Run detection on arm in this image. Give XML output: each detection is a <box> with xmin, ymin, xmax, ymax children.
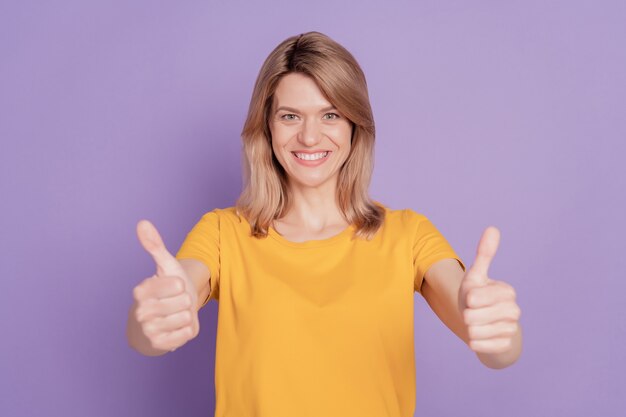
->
<box><xmin>422</xmin><ymin>258</ymin><xmax>523</xmax><ymax>369</ymax></box>
<box><xmin>422</xmin><ymin>258</ymin><xmax>470</xmax><ymax>344</ymax></box>
<box><xmin>178</xmin><ymin>259</ymin><xmax>212</xmax><ymax>313</ymax></box>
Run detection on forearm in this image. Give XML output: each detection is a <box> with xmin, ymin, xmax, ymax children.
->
<box><xmin>126</xmin><ymin>301</ymin><xmax>170</xmax><ymax>357</ymax></box>
<box><xmin>476</xmin><ymin>324</ymin><xmax>523</xmax><ymax>369</ymax></box>
<box><xmin>422</xmin><ymin>278</ymin><xmax>470</xmax><ymax>344</ymax></box>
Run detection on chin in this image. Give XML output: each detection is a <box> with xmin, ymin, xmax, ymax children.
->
<box><xmin>289</xmin><ymin>174</ymin><xmax>335</xmax><ymax>189</ymax></box>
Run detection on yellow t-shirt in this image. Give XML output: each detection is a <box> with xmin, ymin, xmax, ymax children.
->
<box><xmin>175</xmin><ymin>204</ymin><xmax>465</xmax><ymax>417</ymax></box>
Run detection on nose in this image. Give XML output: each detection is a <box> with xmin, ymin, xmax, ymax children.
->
<box><xmin>297</xmin><ymin>118</ymin><xmax>322</xmax><ymax>146</ymax></box>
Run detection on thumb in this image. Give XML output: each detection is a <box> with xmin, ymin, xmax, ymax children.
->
<box><xmin>464</xmin><ymin>226</ymin><xmax>500</xmax><ymax>285</ymax></box>
<box><xmin>136</xmin><ymin>220</ymin><xmax>185</xmax><ymax>278</ymax></box>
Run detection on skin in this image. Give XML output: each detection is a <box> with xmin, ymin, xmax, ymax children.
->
<box><xmin>424</xmin><ymin>229</ymin><xmax>523</xmax><ymax>369</ymax></box>
<box><xmin>127</xmin><ymin>221</ymin><xmax>202</xmax><ymax>356</ymax></box>
<box><xmin>268</xmin><ymin>72</ymin><xmax>353</xmax><ymax>240</ymax></box>
<box><xmin>127</xmin><ymin>72</ymin><xmax>523</xmax><ymax>368</ymax></box>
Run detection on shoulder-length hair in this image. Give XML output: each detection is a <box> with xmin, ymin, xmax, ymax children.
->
<box><xmin>235</xmin><ymin>31</ymin><xmax>385</xmax><ymax>240</ymax></box>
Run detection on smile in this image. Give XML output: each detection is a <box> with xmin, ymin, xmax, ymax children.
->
<box><xmin>291</xmin><ymin>151</ymin><xmax>331</xmax><ymax>166</ymax></box>
<box><xmin>293</xmin><ymin>151</ymin><xmax>329</xmax><ymax>160</ymax></box>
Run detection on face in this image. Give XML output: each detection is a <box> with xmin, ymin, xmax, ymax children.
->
<box><xmin>269</xmin><ymin>72</ymin><xmax>353</xmax><ymax>190</ymax></box>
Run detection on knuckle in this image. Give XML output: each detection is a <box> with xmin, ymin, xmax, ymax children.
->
<box><xmin>501</xmin><ymin>283</ymin><xmax>516</xmax><ymax>299</ymax></box>
<box><xmin>132</xmin><ymin>286</ymin><xmax>144</xmax><ymax>301</ymax></box>
<box><xmin>173</xmin><ymin>277</ymin><xmax>185</xmax><ymax>293</ymax></box>
<box><xmin>467</xmin><ymin>325</ymin><xmax>478</xmax><ymax>339</ymax></box>
<box><xmin>181</xmin><ymin>310</ymin><xmax>192</xmax><ymax>324</ymax></box>
<box><xmin>468</xmin><ymin>287</ymin><xmax>479</xmax><ymax>301</ymax></box>
<box><xmin>463</xmin><ymin>309</ymin><xmax>472</xmax><ymax>324</ymax></box>
<box><xmin>149</xmin><ymin>335</ymin><xmax>166</xmax><ymax>351</ymax></box>
<box><xmin>142</xmin><ymin>325</ymin><xmax>155</xmax><ymax>337</ymax></box>
<box><xmin>179</xmin><ymin>326</ymin><xmax>191</xmax><ymax>340</ymax></box>
<box><xmin>466</xmin><ymin>293</ymin><xmax>475</xmax><ymax>308</ymax></box>
<box><xmin>134</xmin><ymin>308</ymin><xmax>144</xmax><ymax>322</ymax></box>
<box><xmin>184</xmin><ymin>293</ymin><xmax>193</xmax><ymax>308</ymax></box>
<box><xmin>502</xmin><ymin>338</ymin><xmax>513</xmax><ymax>350</ymax></box>
<box><xmin>492</xmin><ymin>345</ymin><xmax>507</xmax><ymax>354</ymax></box>
<box><xmin>503</xmin><ymin>323</ymin><xmax>517</xmax><ymax>335</ymax></box>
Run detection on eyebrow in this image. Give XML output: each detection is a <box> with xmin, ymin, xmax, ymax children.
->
<box><xmin>274</xmin><ymin>105</ymin><xmax>337</xmax><ymax>114</ymax></box>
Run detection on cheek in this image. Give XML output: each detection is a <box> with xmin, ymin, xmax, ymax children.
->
<box><xmin>270</xmin><ymin>124</ymin><xmax>291</xmax><ymax>146</ymax></box>
<box><xmin>330</xmin><ymin>124</ymin><xmax>352</xmax><ymax>146</ymax></box>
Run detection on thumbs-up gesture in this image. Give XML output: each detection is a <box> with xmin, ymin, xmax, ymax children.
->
<box><xmin>458</xmin><ymin>227</ymin><xmax>521</xmax><ymax>354</ymax></box>
<box><xmin>132</xmin><ymin>220</ymin><xmax>200</xmax><ymax>352</ymax></box>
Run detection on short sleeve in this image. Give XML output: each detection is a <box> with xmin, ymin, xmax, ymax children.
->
<box><xmin>175</xmin><ymin>210</ymin><xmax>221</xmax><ymax>305</ymax></box>
<box><xmin>410</xmin><ymin>210</ymin><xmax>466</xmax><ymax>294</ymax></box>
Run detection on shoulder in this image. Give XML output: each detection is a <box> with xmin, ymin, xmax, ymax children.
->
<box><xmin>198</xmin><ymin>206</ymin><xmax>243</xmax><ymax>222</ymax></box>
<box><xmin>376</xmin><ymin>203</ymin><xmax>429</xmax><ymax>229</ymax></box>
<box><xmin>214</xmin><ymin>206</ymin><xmax>238</xmax><ymax>218</ymax></box>
<box><xmin>368</xmin><ymin>203</ymin><xmax>431</xmax><ymax>241</ymax></box>
<box><xmin>400</xmin><ymin>208</ymin><xmax>430</xmax><ymax>226</ymax></box>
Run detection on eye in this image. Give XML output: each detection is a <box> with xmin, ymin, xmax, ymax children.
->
<box><xmin>280</xmin><ymin>113</ymin><xmax>298</xmax><ymax>121</ymax></box>
<box><xmin>323</xmin><ymin>113</ymin><xmax>340</xmax><ymax>120</ymax></box>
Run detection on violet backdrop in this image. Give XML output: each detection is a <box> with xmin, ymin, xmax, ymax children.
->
<box><xmin>1</xmin><ymin>1</ymin><xmax>624</xmax><ymax>416</ymax></box>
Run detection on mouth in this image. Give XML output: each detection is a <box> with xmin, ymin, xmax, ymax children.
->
<box><xmin>290</xmin><ymin>151</ymin><xmax>332</xmax><ymax>167</ymax></box>
<box><xmin>291</xmin><ymin>151</ymin><xmax>330</xmax><ymax>161</ymax></box>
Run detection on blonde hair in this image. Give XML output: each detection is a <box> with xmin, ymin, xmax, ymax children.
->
<box><xmin>235</xmin><ymin>31</ymin><xmax>385</xmax><ymax>240</ymax></box>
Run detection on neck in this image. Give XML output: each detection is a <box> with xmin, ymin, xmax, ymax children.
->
<box><xmin>281</xmin><ymin>178</ymin><xmax>346</xmax><ymax>230</ymax></box>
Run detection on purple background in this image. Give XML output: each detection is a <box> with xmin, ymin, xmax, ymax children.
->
<box><xmin>1</xmin><ymin>1</ymin><xmax>624</xmax><ymax>416</ymax></box>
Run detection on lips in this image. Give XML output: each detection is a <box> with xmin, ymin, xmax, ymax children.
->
<box><xmin>292</xmin><ymin>151</ymin><xmax>330</xmax><ymax>161</ymax></box>
<box><xmin>290</xmin><ymin>150</ymin><xmax>331</xmax><ymax>166</ymax></box>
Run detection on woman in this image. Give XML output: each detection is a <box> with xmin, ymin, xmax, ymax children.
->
<box><xmin>127</xmin><ymin>31</ymin><xmax>523</xmax><ymax>416</ymax></box>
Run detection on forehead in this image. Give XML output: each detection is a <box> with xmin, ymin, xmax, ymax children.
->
<box><xmin>272</xmin><ymin>72</ymin><xmax>332</xmax><ymax>109</ymax></box>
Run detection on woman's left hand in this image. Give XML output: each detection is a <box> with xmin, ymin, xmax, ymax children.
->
<box><xmin>458</xmin><ymin>226</ymin><xmax>522</xmax><ymax>354</ymax></box>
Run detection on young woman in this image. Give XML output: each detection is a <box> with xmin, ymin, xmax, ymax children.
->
<box><xmin>127</xmin><ymin>31</ymin><xmax>522</xmax><ymax>417</ymax></box>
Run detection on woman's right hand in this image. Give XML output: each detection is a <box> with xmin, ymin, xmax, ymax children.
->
<box><xmin>131</xmin><ymin>220</ymin><xmax>200</xmax><ymax>353</ymax></box>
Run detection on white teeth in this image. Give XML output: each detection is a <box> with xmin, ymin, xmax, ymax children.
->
<box><xmin>294</xmin><ymin>152</ymin><xmax>329</xmax><ymax>161</ymax></box>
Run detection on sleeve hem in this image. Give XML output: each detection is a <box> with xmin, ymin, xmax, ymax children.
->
<box><xmin>414</xmin><ymin>253</ymin><xmax>466</xmax><ymax>294</ymax></box>
<box><xmin>175</xmin><ymin>255</ymin><xmax>220</xmax><ymax>306</ymax></box>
